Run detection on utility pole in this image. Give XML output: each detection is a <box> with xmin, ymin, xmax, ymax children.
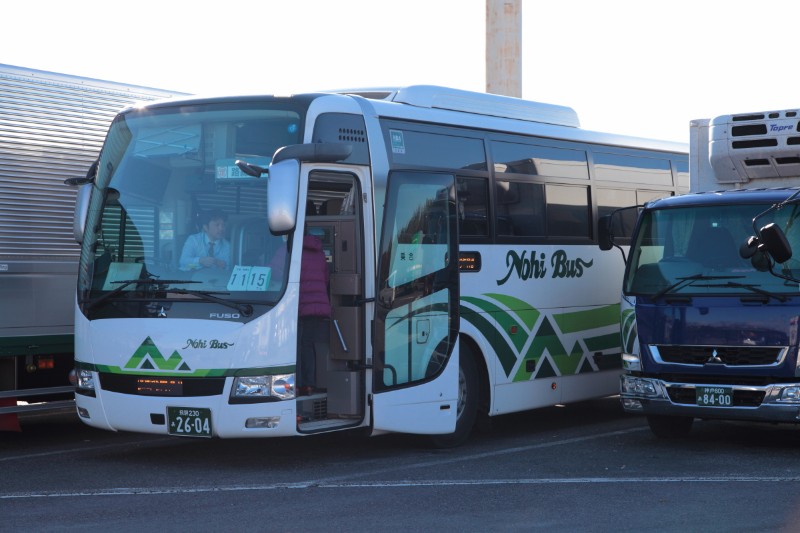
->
<box><xmin>486</xmin><ymin>0</ymin><xmax>521</xmax><ymax>98</ymax></box>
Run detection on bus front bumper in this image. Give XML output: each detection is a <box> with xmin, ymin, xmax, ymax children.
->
<box><xmin>75</xmin><ymin>388</ymin><xmax>300</xmax><ymax>438</ymax></box>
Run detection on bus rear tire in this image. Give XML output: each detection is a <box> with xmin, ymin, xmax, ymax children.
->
<box><xmin>647</xmin><ymin>414</ymin><xmax>693</xmax><ymax>438</ymax></box>
<box><xmin>430</xmin><ymin>345</ymin><xmax>478</xmax><ymax>449</ymax></box>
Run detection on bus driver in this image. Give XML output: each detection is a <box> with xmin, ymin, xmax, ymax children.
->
<box><xmin>179</xmin><ymin>210</ymin><xmax>231</xmax><ymax>271</ymax></box>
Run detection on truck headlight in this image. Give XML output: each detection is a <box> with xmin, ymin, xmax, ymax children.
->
<box><xmin>231</xmin><ymin>374</ymin><xmax>295</xmax><ymax>401</ymax></box>
<box><xmin>621</xmin><ymin>375</ymin><xmax>659</xmax><ymax>397</ymax></box>
<box><xmin>76</xmin><ymin>369</ymin><xmax>95</xmax><ymax>391</ymax></box>
<box><xmin>779</xmin><ymin>386</ymin><xmax>800</xmax><ymax>403</ymax></box>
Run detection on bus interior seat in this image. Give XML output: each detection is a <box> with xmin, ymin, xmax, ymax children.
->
<box><xmin>321</xmin><ymin>199</ymin><xmax>343</xmax><ymax>215</ymax></box>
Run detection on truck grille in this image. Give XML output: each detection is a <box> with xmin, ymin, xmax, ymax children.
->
<box><xmin>654</xmin><ymin>345</ymin><xmax>786</xmax><ymax>366</ymax></box>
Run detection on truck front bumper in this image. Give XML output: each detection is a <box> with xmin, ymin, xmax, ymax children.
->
<box><xmin>620</xmin><ymin>374</ymin><xmax>800</xmax><ymax>423</ymax></box>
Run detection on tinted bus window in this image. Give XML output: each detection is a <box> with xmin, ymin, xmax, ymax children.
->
<box><xmin>597</xmin><ymin>188</ymin><xmax>637</xmax><ymax>241</ymax></box>
<box><xmin>546</xmin><ymin>184</ymin><xmax>590</xmax><ymax>238</ymax></box>
<box><xmin>593</xmin><ymin>152</ymin><xmax>673</xmax><ymax>186</ymax></box>
<box><xmin>492</xmin><ymin>141</ymin><xmax>589</xmax><ymax>179</ymax></box>
<box><xmin>457</xmin><ymin>176</ymin><xmax>490</xmax><ymax>237</ymax></box>
<box><xmin>386</xmin><ymin>129</ymin><xmax>487</xmax><ymax>170</ymax></box>
<box><xmin>495</xmin><ymin>180</ymin><xmax>545</xmax><ymax>237</ymax></box>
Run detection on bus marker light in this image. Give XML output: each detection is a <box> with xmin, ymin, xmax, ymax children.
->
<box><xmin>246</xmin><ymin>416</ymin><xmax>280</xmax><ymax>429</ymax></box>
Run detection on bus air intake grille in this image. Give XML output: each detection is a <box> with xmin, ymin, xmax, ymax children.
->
<box><xmin>338</xmin><ymin>128</ymin><xmax>366</xmax><ymax>143</ymax></box>
<box><xmin>656</xmin><ymin>346</ymin><xmax>784</xmax><ymax>366</ymax></box>
<box><xmin>667</xmin><ymin>387</ymin><xmax>765</xmax><ymax>407</ymax></box>
<box><xmin>98</xmin><ymin>373</ymin><xmax>226</xmax><ymax>397</ymax></box>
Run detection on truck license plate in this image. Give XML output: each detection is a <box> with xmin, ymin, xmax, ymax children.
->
<box><xmin>695</xmin><ymin>386</ymin><xmax>733</xmax><ymax>407</ymax></box>
<box><xmin>167</xmin><ymin>407</ymin><xmax>212</xmax><ymax>437</ymax></box>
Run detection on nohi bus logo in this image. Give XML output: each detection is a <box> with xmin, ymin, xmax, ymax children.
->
<box><xmin>124</xmin><ymin>336</ymin><xmax>192</xmax><ymax>372</ymax></box>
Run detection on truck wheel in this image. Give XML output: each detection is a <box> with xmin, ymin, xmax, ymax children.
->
<box><xmin>647</xmin><ymin>415</ymin><xmax>693</xmax><ymax>438</ymax></box>
<box><xmin>430</xmin><ymin>345</ymin><xmax>479</xmax><ymax>448</ymax></box>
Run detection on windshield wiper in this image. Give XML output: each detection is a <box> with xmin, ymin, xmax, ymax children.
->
<box><xmin>718</xmin><ymin>281</ymin><xmax>787</xmax><ymax>303</ymax></box>
<box><xmin>85</xmin><ymin>278</ymin><xmax>254</xmax><ymax>317</ymax></box>
<box><xmin>162</xmin><ymin>288</ymin><xmax>253</xmax><ymax>317</ymax></box>
<box><xmin>652</xmin><ymin>274</ymin><xmax>745</xmax><ymax>300</ymax></box>
<box><xmin>83</xmin><ymin>278</ymin><xmax>200</xmax><ymax>312</ymax></box>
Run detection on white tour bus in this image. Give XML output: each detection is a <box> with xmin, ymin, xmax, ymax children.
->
<box><xmin>71</xmin><ymin>86</ymin><xmax>687</xmax><ymax>446</ymax></box>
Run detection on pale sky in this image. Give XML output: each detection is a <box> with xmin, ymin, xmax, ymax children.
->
<box><xmin>4</xmin><ymin>0</ymin><xmax>798</xmax><ymax>144</ymax></box>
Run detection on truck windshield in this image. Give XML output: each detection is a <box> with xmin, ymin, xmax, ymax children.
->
<box><xmin>624</xmin><ymin>203</ymin><xmax>800</xmax><ymax>297</ymax></box>
<box><xmin>77</xmin><ymin>101</ymin><xmax>304</xmax><ymax>319</ymax></box>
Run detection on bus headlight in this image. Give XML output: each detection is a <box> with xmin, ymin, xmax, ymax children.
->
<box><xmin>76</xmin><ymin>369</ymin><xmax>95</xmax><ymax>391</ymax></box>
<box><xmin>231</xmin><ymin>374</ymin><xmax>295</xmax><ymax>401</ymax></box>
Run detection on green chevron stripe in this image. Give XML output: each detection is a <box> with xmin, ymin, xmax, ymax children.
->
<box><xmin>462</xmin><ymin>296</ymin><xmax>527</xmax><ymax>352</ymax></box>
<box><xmin>584</xmin><ymin>332</ymin><xmax>621</xmax><ymax>352</ymax></box>
<box><xmin>621</xmin><ymin>309</ymin><xmax>637</xmax><ymax>354</ymax></box>
<box><xmin>552</xmin><ymin>303</ymin><xmax>620</xmax><ymax>333</ymax></box>
<box><xmin>545</xmin><ymin>340</ymin><xmax>584</xmax><ymax>378</ymax></box>
<box><xmin>514</xmin><ymin>316</ymin><xmax>569</xmax><ymax>381</ymax></box>
<box><xmin>483</xmin><ymin>293</ymin><xmax>541</xmax><ymax>330</ymax></box>
<box><xmin>462</xmin><ymin>295</ymin><xmax>627</xmax><ymax>382</ymax></box>
<box><xmin>460</xmin><ymin>305</ymin><xmax>517</xmax><ymax>377</ymax></box>
<box><xmin>124</xmin><ymin>336</ymin><xmax>188</xmax><ymax>371</ymax></box>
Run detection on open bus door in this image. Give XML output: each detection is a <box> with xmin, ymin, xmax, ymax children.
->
<box><xmin>372</xmin><ymin>171</ymin><xmax>459</xmax><ymax>435</ymax></box>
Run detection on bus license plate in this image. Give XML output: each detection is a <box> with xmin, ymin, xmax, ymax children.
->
<box><xmin>167</xmin><ymin>407</ymin><xmax>212</xmax><ymax>437</ymax></box>
<box><xmin>695</xmin><ymin>386</ymin><xmax>733</xmax><ymax>407</ymax></box>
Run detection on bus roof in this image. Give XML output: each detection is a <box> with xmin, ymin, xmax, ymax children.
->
<box><xmin>126</xmin><ymin>85</ymin><xmax>689</xmax><ymax>155</ymax></box>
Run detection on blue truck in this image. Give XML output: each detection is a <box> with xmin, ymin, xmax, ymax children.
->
<box><xmin>600</xmin><ymin>108</ymin><xmax>800</xmax><ymax>437</ymax></box>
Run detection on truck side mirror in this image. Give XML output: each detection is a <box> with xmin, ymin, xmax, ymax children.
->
<box><xmin>598</xmin><ymin>215</ymin><xmax>614</xmax><ymax>251</ymax></box>
<box><xmin>760</xmin><ymin>222</ymin><xmax>792</xmax><ymax>264</ymax></box>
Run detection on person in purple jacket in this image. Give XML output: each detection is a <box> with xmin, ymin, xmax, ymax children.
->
<box><xmin>297</xmin><ymin>234</ymin><xmax>330</xmax><ymax>395</ymax></box>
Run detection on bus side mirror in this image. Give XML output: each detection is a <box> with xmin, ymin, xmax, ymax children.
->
<box><xmin>760</xmin><ymin>222</ymin><xmax>793</xmax><ymax>264</ymax></box>
<box><xmin>73</xmin><ymin>183</ymin><xmax>92</xmax><ymax>243</ymax></box>
<box><xmin>267</xmin><ymin>158</ymin><xmax>300</xmax><ymax>234</ymax></box>
<box><xmin>598</xmin><ymin>215</ymin><xmax>614</xmax><ymax>251</ymax></box>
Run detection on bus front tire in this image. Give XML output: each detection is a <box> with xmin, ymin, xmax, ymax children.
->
<box><xmin>647</xmin><ymin>414</ymin><xmax>693</xmax><ymax>438</ymax></box>
<box><xmin>430</xmin><ymin>347</ymin><xmax>479</xmax><ymax>449</ymax></box>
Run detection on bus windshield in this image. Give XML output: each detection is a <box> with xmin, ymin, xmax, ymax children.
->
<box><xmin>77</xmin><ymin>101</ymin><xmax>305</xmax><ymax>319</ymax></box>
<box><xmin>624</xmin><ymin>203</ymin><xmax>800</xmax><ymax>298</ymax></box>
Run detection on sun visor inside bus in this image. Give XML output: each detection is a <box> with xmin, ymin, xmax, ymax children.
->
<box><xmin>312</xmin><ymin>113</ymin><xmax>370</xmax><ymax>165</ymax></box>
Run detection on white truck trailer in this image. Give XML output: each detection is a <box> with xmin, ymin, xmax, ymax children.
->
<box><xmin>0</xmin><ymin>64</ymin><xmax>185</xmax><ymax>423</ymax></box>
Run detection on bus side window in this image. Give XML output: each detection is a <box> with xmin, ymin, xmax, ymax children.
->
<box><xmin>457</xmin><ymin>176</ymin><xmax>489</xmax><ymax>238</ymax></box>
